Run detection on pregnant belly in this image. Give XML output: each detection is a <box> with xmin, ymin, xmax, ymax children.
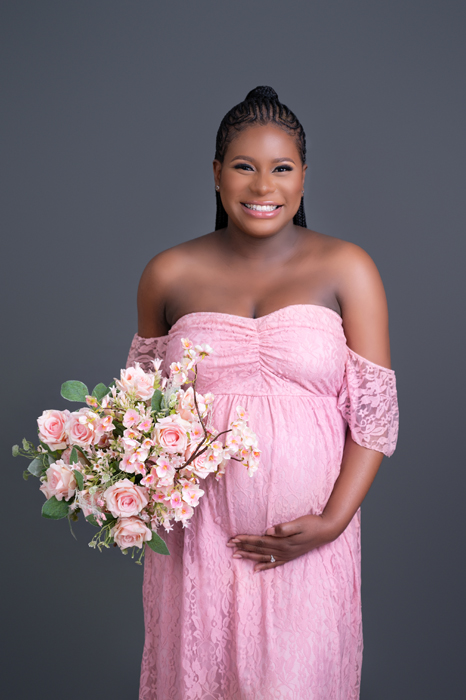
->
<box><xmin>195</xmin><ymin>396</ymin><xmax>346</xmax><ymax>536</ymax></box>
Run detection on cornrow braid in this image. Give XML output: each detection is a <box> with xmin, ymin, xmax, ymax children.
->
<box><xmin>214</xmin><ymin>86</ymin><xmax>307</xmax><ymax>230</ymax></box>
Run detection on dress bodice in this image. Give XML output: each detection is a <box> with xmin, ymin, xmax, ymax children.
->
<box><xmin>166</xmin><ymin>304</ymin><xmax>346</xmax><ymax>398</ymax></box>
<box><xmin>126</xmin><ymin>303</ymin><xmax>399</xmax><ymax>456</ymax></box>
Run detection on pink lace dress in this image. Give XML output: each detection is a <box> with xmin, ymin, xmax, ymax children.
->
<box><xmin>126</xmin><ymin>304</ymin><xmax>399</xmax><ymax>700</ymax></box>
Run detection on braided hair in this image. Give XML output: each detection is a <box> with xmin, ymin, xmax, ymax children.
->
<box><xmin>214</xmin><ymin>86</ymin><xmax>307</xmax><ymax>230</ymax></box>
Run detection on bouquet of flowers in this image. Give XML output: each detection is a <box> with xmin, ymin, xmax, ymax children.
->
<box><xmin>13</xmin><ymin>338</ymin><xmax>260</xmax><ymax>563</ymax></box>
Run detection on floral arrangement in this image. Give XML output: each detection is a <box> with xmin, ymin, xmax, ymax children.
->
<box><xmin>13</xmin><ymin>338</ymin><xmax>260</xmax><ymax>563</ymax></box>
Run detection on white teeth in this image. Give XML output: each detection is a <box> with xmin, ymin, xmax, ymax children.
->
<box><xmin>244</xmin><ymin>203</ymin><xmax>279</xmax><ymax>212</ymax></box>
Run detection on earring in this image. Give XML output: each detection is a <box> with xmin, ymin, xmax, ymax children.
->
<box><xmin>215</xmin><ymin>185</ymin><xmax>220</xmax><ymax>191</ymax></box>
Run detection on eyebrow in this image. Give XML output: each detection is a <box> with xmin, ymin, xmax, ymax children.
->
<box><xmin>231</xmin><ymin>155</ymin><xmax>297</xmax><ymax>165</ymax></box>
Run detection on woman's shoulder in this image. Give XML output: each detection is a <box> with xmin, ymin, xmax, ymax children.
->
<box><xmin>301</xmin><ymin>228</ymin><xmax>377</xmax><ymax>272</ymax></box>
<box><xmin>142</xmin><ymin>232</ymin><xmax>217</xmax><ymax>278</ymax></box>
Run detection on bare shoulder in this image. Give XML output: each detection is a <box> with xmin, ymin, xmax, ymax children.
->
<box><xmin>304</xmin><ymin>230</ymin><xmax>391</xmax><ymax>367</ymax></box>
<box><xmin>137</xmin><ymin>233</ymin><xmax>216</xmax><ymax>337</ymax></box>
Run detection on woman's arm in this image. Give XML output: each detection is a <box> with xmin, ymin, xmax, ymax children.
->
<box><xmin>227</xmin><ymin>244</ymin><xmax>395</xmax><ymax>571</ymax></box>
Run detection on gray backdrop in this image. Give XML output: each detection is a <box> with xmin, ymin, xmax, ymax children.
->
<box><xmin>2</xmin><ymin>1</ymin><xmax>465</xmax><ymax>698</ymax></box>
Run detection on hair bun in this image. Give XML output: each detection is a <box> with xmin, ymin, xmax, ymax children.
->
<box><xmin>245</xmin><ymin>85</ymin><xmax>279</xmax><ymax>102</ymax></box>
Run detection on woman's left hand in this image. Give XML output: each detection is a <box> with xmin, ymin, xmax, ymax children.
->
<box><xmin>227</xmin><ymin>514</ymin><xmax>335</xmax><ymax>573</ymax></box>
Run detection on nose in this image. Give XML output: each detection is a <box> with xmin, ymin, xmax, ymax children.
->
<box><xmin>250</xmin><ymin>171</ymin><xmax>275</xmax><ymax>196</ymax></box>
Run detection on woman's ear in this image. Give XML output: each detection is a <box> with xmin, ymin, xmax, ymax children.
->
<box><xmin>302</xmin><ymin>163</ymin><xmax>308</xmax><ymax>188</ymax></box>
<box><xmin>213</xmin><ymin>159</ymin><xmax>222</xmax><ymax>188</ymax></box>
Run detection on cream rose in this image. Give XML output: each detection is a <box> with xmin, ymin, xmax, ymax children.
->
<box><xmin>39</xmin><ymin>459</ymin><xmax>77</xmax><ymax>501</ymax></box>
<box><xmin>116</xmin><ymin>364</ymin><xmax>155</xmax><ymax>401</ymax></box>
<box><xmin>104</xmin><ymin>479</ymin><xmax>149</xmax><ymax>518</ymax></box>
<box><xmin>37</xmin><ymin>409</ymin><xmax>70</xmax><ymax>450</ymax></box>
<box><xmin>154</xmin><ymin>415</ymin><xmax>189</xmax><ymax>454</ymax></box>
<box><xmin>111</xmin><ymin>516</ymin><xmax>152</xmax><ymax>550</ymax></box>
<box><xmin>66</xmin><ymin>409</ymin><xmax>95</xmax><ymax>447</ymax></box>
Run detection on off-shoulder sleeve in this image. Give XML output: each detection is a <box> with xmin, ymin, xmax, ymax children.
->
<box><xmin>337</xmin><ymin>347</ymin><xmax>399</xmax><ymax>457</ymax></box>
<box><xmin>126</xmin><ymin>333</ymin><xmax>169</xmax><ymax>372</ymax></box>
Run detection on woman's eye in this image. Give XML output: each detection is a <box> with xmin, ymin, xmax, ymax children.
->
<box><xmin>234</xmin><ymin>164</ymin><xmax>254</xmax><ymax>171</ymax></box>
<box><xmin>274</xmin><ymin>165</ymin><xmax>293</xmax><ymax>172</ymax></box>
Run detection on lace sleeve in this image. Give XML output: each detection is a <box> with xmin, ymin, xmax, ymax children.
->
<box><xmin>126</xmin><ymin>333</ymin><xmax>169</xmax><ymax>373</ymax></box>
<box><xmin>337</xmin><ymin>347</ymin><xmax>399</xmax><ymax>457</ymax></box>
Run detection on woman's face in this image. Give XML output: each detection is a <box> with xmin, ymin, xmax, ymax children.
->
<box><xmin>213</xmin><ymin>123</ymin><xmax>307</xmax><ymax>238</ymax></box>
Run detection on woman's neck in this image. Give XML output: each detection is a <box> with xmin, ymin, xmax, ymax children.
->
<box><xmin>219</xmin><ymin>221</ymin><xmax>302</xmax><ymax>264</ymax></box>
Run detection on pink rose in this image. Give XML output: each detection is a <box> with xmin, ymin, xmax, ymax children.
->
<box><xmin>111</xmin><ymin>516</ymin><xmax>152</xmax><ymax>550</ymax></box>
<box><xmin>116</xmin><ymin>364</ymin><xmax>155</xmax><ymax>401</ymax></box>
<box><xmin>154</xmin><ymin>415</ymin><xmax>189</xmax><ymax>454</ymax></box>
<box><xmin>37</xmin><ymin>409</ymin><xmax>70</xmax><ymax>450</ymax></box>
<box><xmin>39</xmin><ymin>459</ymin><xmax>77</xmax><ymax>501</ymax></box>
<box><xmin>66</xmin><ymin>408</ymin><xmax>96</xmax><ymax>447</ymax></box>
<box><xmin>104</xmin><ymin>479</ymin><xmax>149</xmax><ymax>518</ymax></box>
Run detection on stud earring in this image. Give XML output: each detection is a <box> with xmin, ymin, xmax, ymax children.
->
<box><xmin>215</xmin><ymin>185</ymin><xmax>220</xmax><ymax>191</ymax></box>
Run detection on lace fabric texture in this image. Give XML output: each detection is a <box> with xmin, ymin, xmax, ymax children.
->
<box><xmin>126</xmin><ymin>305</ymin><xmax>399</xmax><ymax>700</ymax></box>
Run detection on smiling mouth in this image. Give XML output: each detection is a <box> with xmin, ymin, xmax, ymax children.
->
<box><xmin>242</xmin><ymin>203</ymin><xmax>282</xmax><ymax>212</ymax></box>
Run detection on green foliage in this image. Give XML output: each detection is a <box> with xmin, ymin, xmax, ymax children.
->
<box><xmin>61</xmin><ymin>380</ymin><xmax>89</xmax><ymax>403</ymax></box>
<box><xmin>151</xmin><ymin>389</ymin><xmax>163</xmax><ymax>414</ymax></box>
<box><xmin>70</xmin><ymin>447</ymin><xmax>78</xmax><ymax>464</ymax></box>
<box><xmin>12</xmin><ymin>445</ymin><xmax>20</xmax><ymax>457</ymax></box>
<box><xmin>92</xmin><ymin>383</ymin><xmax>108</xmax><ymax>401</ymax></box>
<box><xmin>41</xmin><ymin>496</ymin><xmax>69</xmax><ymax>520</ymax></box>
<box><xmin>28</xmin><ymin>458</ymin><xmax>44</xmax><ymax>477</ymax></box>
<box><xmin>73</xmin><ymin>469</ymin><xmax>84</xmax><ymax>491</ymax></box>
<box><xmin>146</xmin><ymin>531</ymin><xmax>170</xmax><ymax>556</ymax></box>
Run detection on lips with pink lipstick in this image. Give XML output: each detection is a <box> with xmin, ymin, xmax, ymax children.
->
<box><xmin>241</xmin><ymin>201</ymin><xmax>283</xmax><ymax>218</ymax></box>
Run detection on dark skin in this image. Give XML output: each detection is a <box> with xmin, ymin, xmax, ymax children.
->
<box><xmin>138</xmin><ymin>123</ymin><xmax>390</xmax><ymax>572</ymax></box>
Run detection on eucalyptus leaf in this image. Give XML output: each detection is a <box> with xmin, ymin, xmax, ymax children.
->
<box><xmin>85</xmin><ymin>514</ymin><xmax>99</xmax><ymax>527</ymax></box>
<box><xmin>70</xmin><ymin>447</ymin><xmax>78</xmax><ymax>464</ymax></box>
<box><xmin>146</xmin><ymin>531</ymin><xmax>170</xmax><ymax>556</ymax></box>
<box><xmin>92</xmin><ymin>383</ymin><xmax>108</xmax><ymax>402</ymax></box>
<box><xmin>151</xmin><ymin>389</ymin><xmax>163</xmax><ymax>414</ymax></box>
<box><xmin>28</xmin><ymin>458</ymin><xmax>44</xmax><ymax>477</ymax></box>
<box><xmin>61</xmin><ymin>380</ymin><xmax>89</xmax><ymax>403</ymax></box>
<box><xmin>73</xmin><ymin>469</ymin><xmax>84</xmax><ymax>491</ymax></box>
<box><xmin>41</xmin><ymin>496</ymin><xmax>69</xmax><ymax>520</ymax></box>
<box><xmin>48</xmin><ymin>454</ymin><xmax>55</xmax><ymax>466</ymax></box>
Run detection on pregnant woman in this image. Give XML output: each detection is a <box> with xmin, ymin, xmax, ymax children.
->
<box><xmin>127</xmin><ymin>86</ymin><xmax>399</xmax><ymax>700</ymax></box>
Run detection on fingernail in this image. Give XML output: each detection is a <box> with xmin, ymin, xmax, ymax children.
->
<box><xmin>226</xmin><ymin>542</ymin><xmax>235</xmax><ymax>547</ymax></box>
<box><xmin>232</xmin><ymin>553</ymin><xmax>242</xmax><ymax>559</ymax></box>
<box><xmin>230</xmin><ymin>538</ymin><xmax>240</xmax><ymax>543</ymax></box>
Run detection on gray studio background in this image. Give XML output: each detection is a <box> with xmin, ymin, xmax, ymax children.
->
<box><xmin>1</xmin><ymin>1</ymin><xmax>465</xmax><ymax>698</ymax></box>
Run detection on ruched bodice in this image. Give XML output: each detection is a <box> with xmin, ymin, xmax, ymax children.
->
<box><xmin>127</xmin><ymin>304</ymin><xmax>399</xmax><ymax>700</ymax></box>
<box><xmin>167</xmin><ymin>305</ymin><xmax>346</xmax><ymax>398</ymax></box>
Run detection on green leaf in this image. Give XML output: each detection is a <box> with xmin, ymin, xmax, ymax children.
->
<box><xmin>28</xmin><ymin>458</ymin><xmax>44</xmax><ymax>477</ymax></box>
<box><xmin>70</xmin><ymin>447</ymin><xmax>78</xmax><ymax>464</ymax></box>
<box><xmin>73</xmin><ymin>469</ymin><xmax>84</xmax><ymax>491</ymax></box>
<box><xmin>151</xmin><ymin>389</ymin><xmax>163</xmax><ymax>414</ymax></box>
<box><xmin>146</xmin><ymin>531</ymin><xmax>170</xmax><ymax>556</ymax></box>
<box><xmin>61</xmin><ymin>380</ymin><xmax>89</xmax><ymax>403</ymax></box>
<box><xmin>85</xmin><ymin>513</ymin><xmax>116</xmax><ymax>528</ymax></box>
<box><xmin>41</xmin><ymin>496</ymin><xmax>70</xmax><ymax>520</ymax></box>
<box><xmin>23</xmin><ymin>470</ymin><xmax>30</xmax><ymax>481</ymax></box>
<box><xmin>48</xmin><ymin>454</ymin><xmax>55</xmax><ymax>466</ymax></box>
<box><xmin>12</xmin><ymin>445</ymin><xmax>20</xmax><ymax>457</ymax></box>
<box><xmin>91</xmin><ymin>383</ymin><xmax>108</xmax><ymax>402</ymax></box>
